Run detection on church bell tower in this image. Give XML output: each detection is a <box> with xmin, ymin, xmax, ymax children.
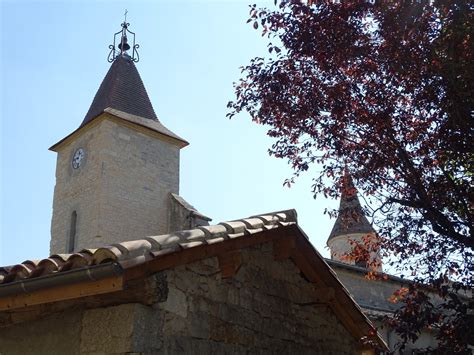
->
<box><xmin>49</xmin><ymin>21</ymin><xmax>188</xmax><ymax>254</ymax></box>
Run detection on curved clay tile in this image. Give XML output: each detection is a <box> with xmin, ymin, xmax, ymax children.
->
<box><xmin>93</xmin><ymin>246</ymin><xmax>122</xmax><ymax>264</ymax></box>
<box><xmin>49</xmin><ymin>254</ymin><xmax>72</xmax><ymax>262</ymax></box>
<box><xmin>111</xmin><ymin>239</ymin><xmax>154</xmax><ymax>259</ymax></box>
<box><xmin>5</xmin><ymin>263</ymin><xmax>35</xmax><ymax>283</ymax></box>
<box><xmin>65</xmin><ymin>253</ymin><xmax>95</xmax><ymax>270</ymax></box>
<box><xmin>220</xmin><ymin>221</ymin><xmax>249</xmax><ymax>234</ymax></box>
<box><xmin>145</xmin><ymin>233</ymin><xmax>183</xmax><ymax>250</ymax></box>
<box><xmin>240</xmin><ymin>218</ymin><xmax>265</xmax><ymax>229</ymax></box>
<box><xmin>197</xmin><ymin>224</ymin><xmax>228</xmax><ymax>240</ymax></box>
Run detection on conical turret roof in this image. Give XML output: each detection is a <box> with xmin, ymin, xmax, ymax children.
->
<box><xmin>50</xmin><ymin>54</ymin><xmax>187</xmax><ymax>151</ymax></box>
<box><xmin>82</xmin><ymin>55</ymin><xmax>157</xmax><ymax>125</ymax></box>
<box><xmin>327</xmin><ymin>173</ymin><xmax>375</xmax><ymax>243</ymax></box>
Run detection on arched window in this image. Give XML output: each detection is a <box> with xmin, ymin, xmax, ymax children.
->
<box><xmin>68</xmin><ymin>211</ymin><xmax>77</xmax><ymax>253</ymax></box>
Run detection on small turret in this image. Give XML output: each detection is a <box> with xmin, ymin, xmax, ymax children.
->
<box><xmin>327</xmin><ymin>172</ymin><xmax>382</xmax><ymax>271</ymax></box>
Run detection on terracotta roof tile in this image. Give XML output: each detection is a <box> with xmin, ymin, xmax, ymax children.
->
<box><xmin>151</xmin><ymin>244</ymin><xmax>181</xmax><ymax>258</ymax></box>
<box><xmin>197</xmin><ymin>224</ymin><xmax>228</xmax><ymax>239</ymax></box>
<box><xmin>228</xmin><ymin>232</ymin><xmax>246</xmax><ymax>239</ymax></box>
<box><xmin>61</xmin><ymin>252</ymin><xmax>93</xmax><ymax>271</ymax></box>
<box><xmin>240</xmin><ymin>218</ymin><xmax>265</xmax><ymax>229</ymax></box>
<box><xmin>219</xmin><ymin>221</ymin><xmax>248</xmax><ymax>234</ymax></box>
<box><xmin>0</xmin><ymin>210</ymin><xmax>297</xmax><ymax>286</ymax></box>
<box><xmin>179</xmin><ymin>240</ymin><xmax>206</xmax><ymax>250</ymax></box>
<box><xmin>205</xmin><ymin>236</ymin><xmax>226</xmax><ymax>245</ymax></box>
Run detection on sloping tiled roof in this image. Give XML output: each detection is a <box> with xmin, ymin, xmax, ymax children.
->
<box><xmin>0</xmin><ymin>210</ymin><xmax>296</xmax><ymax>285</ymax></box>
<box><xmin>327</xmin><ymin>173</ymin><xmax>375</xmax><ymax>243</ymax></box>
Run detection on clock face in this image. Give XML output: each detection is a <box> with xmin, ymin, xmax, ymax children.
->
<box><xmin>72</xmin><ymin>148</ymin><xmax>85</xmax><ymax>169</ymax></box>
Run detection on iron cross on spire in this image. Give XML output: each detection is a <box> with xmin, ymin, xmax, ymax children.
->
<box><xmin>107</xmin><ymin>12</ymin><xmax>140</xmax><ymax>63</ymax></box>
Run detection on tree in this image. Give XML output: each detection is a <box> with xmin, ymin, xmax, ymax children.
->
<box><xmin>228</xmin><ymin>0</ymin><xmax>473</xmax><ymax>352</ymax></box>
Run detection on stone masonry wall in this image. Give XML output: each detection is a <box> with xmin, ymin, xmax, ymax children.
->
<box><xmin>50</xmin><ymin>120</ymin><xmax>102</xmax><ymax>254</ymax></box>
<box><xmin>156</xmin><ymin>242</ymin><xmax>359</xmax><ymax>354</ymax></box>
<box><xmin>332</xmin><ymin>267</ymin><xmax>401</xmax><ymax>312</ymax></box>
<box><xmin>1</xmin><ymin>242</ymin><xmax>361</xmax><ymax>354</ymax></box>
<box><xmin>50</xmin><ymin>115</ymin><xmax>180</xmax><ymax>253</ymax></box>
<box><xmin>332</xmin><ymin>266</ymin><xmax>438</xmax><ymax>351</ymax></box>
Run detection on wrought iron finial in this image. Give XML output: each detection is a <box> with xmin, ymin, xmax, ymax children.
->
<box><xmin>107</xmin><ymin>14</ymin><xmax>140</xmax><ymax>63</ymax></box>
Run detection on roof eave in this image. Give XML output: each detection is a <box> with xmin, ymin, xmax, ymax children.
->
<box><xmin>49</xmin><ymin>109</ymin><xmax>189</xmax><ymax>152</ymax></box>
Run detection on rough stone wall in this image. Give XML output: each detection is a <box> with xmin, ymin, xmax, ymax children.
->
<box><xmin>0</xmin><ymin>303</ymin><xmax>159</xmax><ymax>355</ymax></box>
<box><xmin>1</xmin><ymin>243</ymin><xmax>362</xmax><ymax>354</ymax></box>
<box><xmin>0</xmin><ymin>309</ymin><xmax>83</xmax><ymax>355</ymax></box>
<box><xmin>50</xmin><ymin>115</ymin><xmax>180</xmax><ymax>253</ymax></box>
<box><xmin>156</xmin><ymin>242</ymin><xmax>359</xmax><ymax>354</ymax></box>
<box><xmin>332</xmin><ymin>266</ymin><xmax>438</xmax><ymax>351</ymax></box>
<box><xmin>333</xmin><ymin>267</ymin><xmax>401</xmax><ymax>312</ymax></box>
<box><xmin>50</xmin><ymin>120</ymin><xmax>102</xmax><ymax>254</ymax></box>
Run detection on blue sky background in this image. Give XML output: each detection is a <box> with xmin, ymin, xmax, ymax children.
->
<box><xmin>1</xmin><ymin>0</ymin><xmax>339</xmax><ymax>266</ymax></box>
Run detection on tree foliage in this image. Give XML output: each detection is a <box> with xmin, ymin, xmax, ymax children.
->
<box><xmin>228</xmin><ymin>0</ymin><xmax>473</xmax><ymax>352</ymax></box>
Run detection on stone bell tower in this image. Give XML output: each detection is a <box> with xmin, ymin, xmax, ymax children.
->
<box><xmin>327</xmin><ymin>172</ymin><xmax>382</xmax><ymax>271</ymax></box>
<box><xmin>49</xmin><ymin>21</ymin><xmax>191</xmax><ymax>254</ymax></box>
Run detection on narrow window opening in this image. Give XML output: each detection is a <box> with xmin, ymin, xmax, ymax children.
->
<box><xmin>68</xmin><ymin>211</ymin><xmax>77</xmax><ymax>253</ymax></box>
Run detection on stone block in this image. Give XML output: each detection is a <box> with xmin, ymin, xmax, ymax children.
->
<box><xmin>158</xmin><ymin>285</ymin><xmax>187</xmax><ymax>318</ymax></box>
<box><xmin>80</xmin><ymin>304</ymin><xmax>136</xmax><ymax>353</ymax></box>
<box><xmin>0</xmin><ymin>309</ymin><xmax>83</xmax><ymax>355</ymax></box>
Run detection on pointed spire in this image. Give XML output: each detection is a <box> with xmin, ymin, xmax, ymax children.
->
<box><xmin>327</xmin><ymin>170</ymin><xmax>375</xmax><ymax>243</ymax></box>
<box><xmin>50</xmin><ymin>18</ymin><xmax>188</xmax><ymax>151</ymax></box>
<box><xmin>82</xmin><ymin>55</ymin><xmax>157</xmax><ymax>125</ymax></box>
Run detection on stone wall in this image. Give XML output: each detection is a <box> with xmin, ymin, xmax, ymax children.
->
<box><xmin>333</xmin><ymin>267</ymin><xmax>402</xmax><ymax>313</ymax></box>
<box><xmin>1</xmin><ymin>242</ymin><xmax>361</xmax><ymax>354</ymax></box>
<box><xmin>331</xmin><ymin>265</ymin><xmax>438</xmax><ymax>351</ymax></box>
<box><xmin>50</xmin><ymin>115</ymin><xmax>180</xmax><ymax>254</ymax></box>
<box><xmin>0</xmin><ymin>309</ymin><xmax>83</xmax><ymax>354</ymax></box>
<box><xmin>157</xmin><ymin>242</ymin><xmax>359</xmax><ymax>354</ymax></box>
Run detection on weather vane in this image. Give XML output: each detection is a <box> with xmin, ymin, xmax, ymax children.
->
<box><xmin>107</xmin><ymin>11</ymin><xmax>140</xmax><ymax>63</ymax></box>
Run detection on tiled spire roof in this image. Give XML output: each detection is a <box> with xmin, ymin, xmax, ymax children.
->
<box><xmin>327</xmin><ymin>172</ymin><xmax>375</xmax><ymax>243</ymax></box>
<box><xmin>82</xmin><ymin>54</ymin><xmax>157</xmax><ymax>125</ymax></box>
<box><xmin>50</xmin><ymin>54</ymin><xmax>188</xmax><ymax>150</ymax></box>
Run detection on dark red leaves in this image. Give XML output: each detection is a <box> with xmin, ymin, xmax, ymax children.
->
<box><xmin>229</xmin><ymin>0</ymin><xmax>473</xmax><ymax>351</ymax></box>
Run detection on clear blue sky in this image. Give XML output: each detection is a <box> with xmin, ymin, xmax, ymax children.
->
<box><xmin>1</xmin><ymin>0</ymin><xmax>338</xmax><ymax>266</ymax></box>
